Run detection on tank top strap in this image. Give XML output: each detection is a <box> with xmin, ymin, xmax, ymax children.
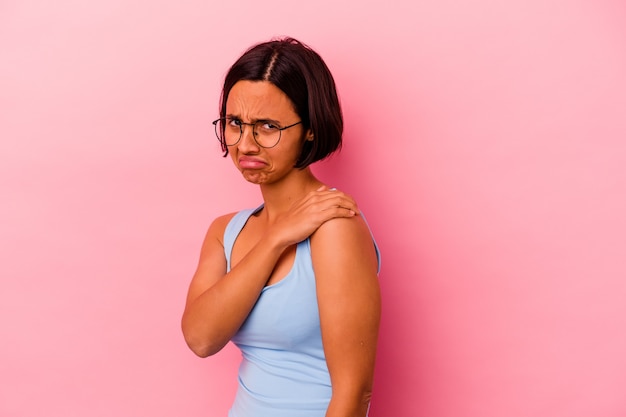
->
<box><xmin>224</xmin><ymin>204</ymin><xmax>264</xmax><ymax>272</ymax></box>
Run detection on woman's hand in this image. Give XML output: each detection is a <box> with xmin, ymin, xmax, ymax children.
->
<box><xmin>270</xmin><ymin>186</ymin><xmax>360</xmax><ymax>247</ymax></box>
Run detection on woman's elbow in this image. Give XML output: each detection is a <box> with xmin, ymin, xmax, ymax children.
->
<box><xmin>182</xmin><ymin>333</ymin><xmax>225</xmax><ymax>358</ymax></box>
<box><xmin>360</xmin><ymin>388</ymin><xmax>374</xmax><ymax>408</ymax></box>
<box><xmin>330</xmin><ymin>380</ymin><xmax>374</xmax><ymax>415</ymax></box>
<box><xmin>184</xmin><ymin>339</ymin><xmax>211</xmax><ymax>358</ymax></box>
<box><xmin>181</xmin><ymin>320</ymin><xmax>224</xmax><ymax>358</ymax></box>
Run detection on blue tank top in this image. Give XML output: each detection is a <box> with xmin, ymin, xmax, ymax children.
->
<box><xmin>224</xmin><ymin>205</ymin><xmax>380</xmax><ymax>417</ymax></box>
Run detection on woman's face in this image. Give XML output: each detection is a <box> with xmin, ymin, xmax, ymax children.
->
<box><xmin>225</xmin><ymin>80</ymin><xmax>307</xmax><ymax>185</ymax></box>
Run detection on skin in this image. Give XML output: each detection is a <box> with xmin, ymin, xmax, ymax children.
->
<box><xmin>181</xmin><ymin>80</ymin><xmax>381</xmax><ymax>417</ymax></box>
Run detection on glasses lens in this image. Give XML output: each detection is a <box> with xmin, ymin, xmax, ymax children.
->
<box><xmin>254</xmin><ymin>121</ymin><xmax>281</xmax><ymax>148</ymax></box>
<box><xmin>214</xmin><ymin>119</ymin><xmax>243</xmax><ymax>146</ymax></box>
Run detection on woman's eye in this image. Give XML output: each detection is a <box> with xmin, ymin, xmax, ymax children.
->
<box><xmin>228</xmin><ymin>118</ymin><xmax>242</xmax><ymax>127</ymax></box>
<box><xmin>260</xmin><ymin>122</ymin><xmax>278</xmax><ymax>130</ymax></box>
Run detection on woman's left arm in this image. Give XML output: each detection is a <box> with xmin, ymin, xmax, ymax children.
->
<box><xmin>311</xmin><ymin>215</ymin><xmax>381</xmax><ymax>417</ymax></box>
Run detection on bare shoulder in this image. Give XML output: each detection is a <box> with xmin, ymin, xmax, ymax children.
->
<box><xmin>199</xmin><ymin>212</ymin><xmax>238</xmax><ymax>255</ymax></box>
<box><xmin>212</xmin><ymin>211</ymin><xmax>239</xmax><ymax>230</ymax></box>
<box><xmin>311</xmin><ymin>214</ymin><xmax>372</xmax><ymax>243</ymax></box>
<box><xmin>310</xmin><ymin>215</ymin><xmax>379</xmax><ymax>276</ymax></box>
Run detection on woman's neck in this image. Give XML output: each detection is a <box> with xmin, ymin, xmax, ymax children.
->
<box><xmin>258</xmin><ymin>167</ymin><xmax>323</xmax><ymax>223</ymax></box>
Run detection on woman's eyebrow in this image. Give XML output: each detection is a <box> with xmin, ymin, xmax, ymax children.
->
<box><xmin>225</xmin><ymin>114</ymin><xmax>281</xmax><ymax>124</ymax></box>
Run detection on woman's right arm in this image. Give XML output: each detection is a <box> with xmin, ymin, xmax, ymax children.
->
<box><xmin>181</xmin><ymin>187</ymin><xmax>360</xmax><ymax>358</ymax></box>
<box><xmin>181</xmin><ymin>213</ymin><xmax>289</xmax><ymax>357</ymax></box>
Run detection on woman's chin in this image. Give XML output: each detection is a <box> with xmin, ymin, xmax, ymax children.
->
<box><xmin>241</xmin><ymin>171</ymin><xmax>268</xmax><ymax>184</ymax></box>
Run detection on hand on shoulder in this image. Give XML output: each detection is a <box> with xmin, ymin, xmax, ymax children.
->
<box><xmin>270</xmin><ymin>185</ymin><xmax>361</xmax><ymax>247</ymax></box>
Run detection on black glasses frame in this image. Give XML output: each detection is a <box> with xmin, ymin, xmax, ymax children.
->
<box><xmin>212</xmin><ymin>118</ymin><xmax>303</xmax><ymax>149</ymax></box>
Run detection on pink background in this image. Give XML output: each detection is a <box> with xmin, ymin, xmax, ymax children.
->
<box><xmin>1</xmin><ymin>1</ymin><xmax>625</xmax><ymax>416</ymax></box>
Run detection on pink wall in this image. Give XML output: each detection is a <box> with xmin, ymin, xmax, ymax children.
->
<box><xmin>1</xmin><ymin>1</ymin><xmax>625</xmax><ymax>416</ymax></box>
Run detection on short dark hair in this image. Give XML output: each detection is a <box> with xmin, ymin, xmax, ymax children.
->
<box><xmin>218</xmin><ymin>37</ymin><xmax>343</xmax><ymax>168</ymax></box>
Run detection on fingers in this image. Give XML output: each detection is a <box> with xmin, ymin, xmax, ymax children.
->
<box><xmin>299</xmin><ymin>187</ymin><xmax>360</xmax><ymax>216</ymax></box>
<box><xmin>323</xmin><ymin>205</ymin><xmax>357</xmax><ymax>218</ymax></box>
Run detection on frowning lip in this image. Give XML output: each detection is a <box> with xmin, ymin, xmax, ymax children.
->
<box><xmin>238</xmin><ymin>156</ymin><xmax>267</xmax><ymax>169</ymax></box>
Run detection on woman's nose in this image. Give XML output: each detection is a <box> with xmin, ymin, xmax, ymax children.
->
<box><xmin>237</xmin><ymin>124</ymin><xmax>260</xmax><ymax>152</ymax></box>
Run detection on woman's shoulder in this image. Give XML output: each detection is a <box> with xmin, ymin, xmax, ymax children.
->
<box><xmin>213</xmin><ymin>211</ymin><xmax>239</xmax><ymax>227</ymax></box>
<box><xmin>310</xmin><ymin>207</ymin><xmax>381</xmax><ymax>274</ymax></box>
<box><xmin>311</xmin><ymin>215</ymin><xmax>372</xmax><ymax>245</ymax></box>
<box><xmin>313</xmin><ymin>214</ymin><xmax>376</xmax><ymax>253</ymax></box>
<box><xmin>203</xmin><ymin>211</ymin><xmax>239</xmax><ymax>246</ymax></box>
<box><xmin>309</xmin><ymin>215</ymin><xmax>380</xmax><ymax>292</ymax></box>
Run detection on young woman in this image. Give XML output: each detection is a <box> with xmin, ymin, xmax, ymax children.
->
<box><xmin>182</xmin><ymin>37</ymin><xmax>381</xmax><ymax>417</ymax></box>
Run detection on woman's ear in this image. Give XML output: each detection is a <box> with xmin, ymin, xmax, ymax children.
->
<box><xmin>306</xmin><ymin>129</ymin><xmax>314</xmax><ymax>141</ymax></box>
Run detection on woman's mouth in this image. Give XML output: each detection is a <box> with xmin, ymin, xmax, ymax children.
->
<box><xmin>238</xmin><ymin>156</ymin><xmax>267</xmax><ymax>169</ymax></box>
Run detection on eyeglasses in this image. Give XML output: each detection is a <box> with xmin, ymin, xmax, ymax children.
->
<box><xmin>212</xmin><ymin>117</ymin><xmax>302</xmax><ymax>148</ymax></box>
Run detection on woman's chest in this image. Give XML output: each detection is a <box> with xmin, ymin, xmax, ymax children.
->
<box><xmin>230</xmin><ymin>217</ymin><xmax>297</xmax><ymax>286</ymax></box>
<box><xmin>232</xmin><ymin>239</ymin><xmax>323</xmax><ymax>349</ymax></box>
